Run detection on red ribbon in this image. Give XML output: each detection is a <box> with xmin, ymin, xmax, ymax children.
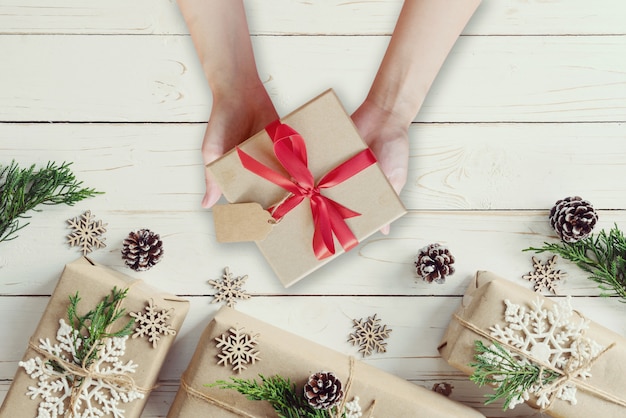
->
<box><xmin>237</xmin><ymin>120</ymin><xmax>377</xmax><ymax>260</ymax></box>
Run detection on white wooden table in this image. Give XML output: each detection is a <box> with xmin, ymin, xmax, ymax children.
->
<box><xmin>2</xmin><ymin>1</ymin><xmax>626</xmax><ymax>417</ymax></box>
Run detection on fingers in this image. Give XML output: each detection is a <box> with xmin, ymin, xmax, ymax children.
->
<box><xmin>202</xmin><ymin>170</ymin><xmax>223</xmax><ymax>208</ymax></box>
<box><xmin>385</xmin><ymin>165</ymin><xmax>408</xmax><ymax>197</ymax></box>
<box><xmin>201</xmin><ymin>125</ymin><xmax>226</xmax><ymax>208</ymax></box>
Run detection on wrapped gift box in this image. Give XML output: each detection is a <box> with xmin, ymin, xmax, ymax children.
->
<box><xmin>207</xmin><ymin>89</ymin><xmax>406</xmax><ymax>287</ymax></box>
<box><xmin>167</xmin><ymin>306</ymin><xmax>485</xmax><ymax>417</ymax></box>
<box><xmin>438</xmin><ymin>271</ymin><xmax>626</xmax><ymax>417</ymax></box>
<box><xmin>0</xmin><ymin>257</ymin><xmax>189</xmax><ymax>418</ymax></box>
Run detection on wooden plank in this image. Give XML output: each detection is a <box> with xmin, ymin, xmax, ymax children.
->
<box><xmin>0</xmin><ymin>0</ymin><xmax>625</xmax><ymax>36</ymax></box>
<box><xmin>1</xmin><ymin>295</ymin><xmax>624</xmax><ymax>416</ymax></box>
<box><xmin>2</xmin><ymin>36</ymin><xmax>626</xmax><ymax>123</ymax></box>
<box><xmin>2</xmin><ymin>207</ymin><xmax>625</xmax><ymax>298</ymax></box>
<box><xmin>2</xmin><ymin>122</ymin><xmax>625</xmax><ymax>212</ymax></box>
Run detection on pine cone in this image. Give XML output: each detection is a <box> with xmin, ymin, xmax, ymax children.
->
<box><xmin>414</xmin><ymin>243</ymin><xmax>455</xmax><ymax>284</ymax></box>
<box><xmin>303</xmin><ymin>371</ymin><xmax>344</xmax><ymax>410</ymax></box>
<box><xmin>121</xmin><ymin>229</ymin><xmax>164</xmax><ymax>271</ymax></box>
<box><xmin>549</xmin><ymin>196</ymin><xmax>598</xmax><ymax>243</ymax></box>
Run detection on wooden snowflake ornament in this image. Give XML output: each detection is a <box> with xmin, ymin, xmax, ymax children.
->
<box><xmin>129</xmin><ymin>299</ymin><xmax>177</xmax><ymax>348</ymax></box>
<box><xmin>209</xmin><ymin>266</ymin><xmax>251</xmax><ymax>307</ymax></box>
<box><xmin>215</xmin><ymin>327</ymin><xmax>260</xmax><ymax>373</ymax></box>
<box><xmin>523</xmin><ymin>255</ymin><xmax>567</xmax><ymax>294</ymax></box>
<box><xmin>348</xmin><ymin>314</ymin><xmax>392</xmax><ymax>357</ymax></box>
<box><xmin>66</xmin><ymin>210</ymin><xmax>107</xmax><ymax>255</ymax></box>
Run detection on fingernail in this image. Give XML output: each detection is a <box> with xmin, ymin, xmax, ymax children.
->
<box><xmin>201</xmin><ymin>194</ymin><xmax>210</xmax><ymax>208</ymax></box>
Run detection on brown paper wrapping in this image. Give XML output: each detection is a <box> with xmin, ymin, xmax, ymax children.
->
<box><xmin>207</xmin><ymin>90</ymin><xmax>406</xmax><ymax>288</ymax></box>
<box><xmin>0</xmin><ymin>257</ymin><xmax>189</xmax><ymax>418</ymax></box>
<box><xmin>167</xmin><ymin>306</ymin><xmax>485</xmax><ymax>418</ymax></box>
<box><xmin>438</xmin><ymin>271</ymin><xmax>626</xmax><ymax>418</ymax></box>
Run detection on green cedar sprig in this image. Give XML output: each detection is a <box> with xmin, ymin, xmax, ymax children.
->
<box><xmin>469</xmin><ymin>340</ymin><xmax>560</xmax><ymax>410</ymax></box>
<box><xmin>67</xmin><ymin>287</ymin><xmax>134</xmax><ymax>368</ymax></box>
<box><xmin>0</xmin><ymin>160</ymin><xmax>101</xmax><ymax>243</ymax></box>
<box><xmin>525</xmin><ymin>224</ymin><xmax>626</xmax><ymax>302</ymax></box>
<box><xmin>208</xmin><ymin>375</ymin><xmax>333</xmax><ymax>418</ymax></box>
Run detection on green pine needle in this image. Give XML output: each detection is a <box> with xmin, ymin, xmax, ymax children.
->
<box><xmin>66</xmin><ymin>287</ymin><xmax>134</xmax><ymax>368</ymax></box>
<box><xmin>525</xmin><ymin>224</ymin><xmax>626</xmax><ymax>302</ymax></box>
<box><xmin>0</xmin><ymin>160</ymin><xmax>102</xmax><ymax>243</ymax></box>
<box><xmin>208</xmin><ymin>375</ymin><xmax>332</xmax><ymax>418</ymax></box>
<box><xmin>470</xmin><ymin>340</ymin><xmax>559</xmax><ymax>410</ymax></box>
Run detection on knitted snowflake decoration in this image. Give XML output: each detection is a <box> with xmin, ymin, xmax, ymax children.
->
<box><xmin>348</xmin><ymin>314</ymin><xmax>392</xmax><ymax>357</ymax></box>
<box><xmin>488</xmin><ymin>297</ymin><xmax>603</xmax><ymax>409</ymax></box>
<box><xmin>18</xmin><ymin>319</ymin><xmax>144</xmax><ymax>418</ymax></box>
<box><xmin>129</xmin><ymin>299</ymin><xmax>177</xmax><ymax>348</ymax></box>
<box><xmin>215</xmin><ymin>327</ymin><xmax>260</xmax><ymax>373</ymax></box>
<box><xmin>66</xmin><ymin>210</ymin><xmax>107</xmax><ymax>255</ymax></box>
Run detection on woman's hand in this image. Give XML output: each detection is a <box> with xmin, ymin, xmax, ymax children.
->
<box><xmin>201</xmin><ymin>84</ymin><xmax>278</xmax><ymax>208</ymax></box>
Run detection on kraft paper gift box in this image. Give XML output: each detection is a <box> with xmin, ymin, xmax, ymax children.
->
<box><xmin>207</xmin><ymin>89</ymin><xmax>406</xmax><ymax>288</ymax></box>
<box><xmin>0</xmin><ymin>257</ymin><xmax>189</xmax><ymax>418</ymax></box>
<box><xmin>438</xmin><ymin>271</ymin><xmax>626</xmax><ymax>418</ymax></box>
<box><xmin>167</xmin><ymin>306</ymin><xmax>486</xmax><ymax>417</ymax></box>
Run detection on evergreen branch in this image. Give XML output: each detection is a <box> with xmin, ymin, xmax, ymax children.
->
<box><xmin>470</xmin><ymin>340</ymin><xmax>560</xmax><ymax>410</ymax></box>
<box><xmin>66</xmin><ymin>287</ymin><xmax>134</xmax><ymax>368</ymax></box>
<box><xmin>0</xmin><ymin>160</ymin><xmax>102</xmax><ymax>243</ymax></box>
<box><xmin>208</xmin><ymin>375</ymin><xmax>332</xmax><ymax>418</ymax></box>
<box><xmin>525</xmin><ymin>224</ymin><xmax>626</xmax><ymax>302</ymax></box>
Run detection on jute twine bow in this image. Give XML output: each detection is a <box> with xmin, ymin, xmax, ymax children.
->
<box><xmin>26</xmin><ymin>283</ymin><xmax>153</xmax><ymax>418</ymax></box>
<box><xmin>180</xmin><ymin>355</ymin><xmax>376</xmax><ymax>417</ymax></box>
<box><xmin>453</xmin><ymin>313</ymin><xmax>625</xmax><ymax>411</ymax></box>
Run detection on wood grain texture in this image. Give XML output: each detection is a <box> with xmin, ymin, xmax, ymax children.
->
<box><xmin>2</xmin><ymin>0</ymin><xmax>626</xmax><ymax>417</ymax></box>
<box><xmin>0</xmin><ymin>0</ymin><xmax>625</xmax><ymax>36</ymax></box>
<box><xmin>2</xmin><ymin>36</ymin><xmax>626</xmax><ymax>123</ymax></box>
<box><xmin>2</xmin><ymin>123</ymin><xmax>625</xmax><ymax>212</ymax></box>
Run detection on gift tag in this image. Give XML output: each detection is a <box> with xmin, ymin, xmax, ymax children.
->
<box><xmin>213</xmin><ymin>203</ymin><xmax>274</xmax><ymax>242</ymax></box>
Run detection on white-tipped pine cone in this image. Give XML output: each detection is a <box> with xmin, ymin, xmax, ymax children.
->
<box><xmin>549</xmin><ymin>196</ymin><xmax>598</xmax><ymax>243</ymax></box>
<box><xmin>303</xmin><ymin>371</ymin><xmax>344</xmax><ymax>410</ymax></box>
<box><xmin>414</xmin><ymin>243</ymin><xmax>455</xmax><ymax>284</ymax></box>
<box><xmin>121</xmin><ymin>229</ymin><xmax>164</xmax><ymax>271</ymax></box>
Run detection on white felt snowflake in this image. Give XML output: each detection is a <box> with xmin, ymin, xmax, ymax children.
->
<box><xmin>129</xmin><ymin>299</ymin><xmax>177</xmax><ymax>348</ymax></box>
<box><xmin>215</xmin><ymin>327</ymin><xmax>260</xmax><ymax>373</ymax></box>
<box><xmin>208</xmin><ymin>266</ymin><xmax>251</xmax><ymax>307</ymax></box>
<box><xmin>348</xmin><ymin>314</ymin><xmax>392</xmax><ymax>357</ymax></box>
<box><xmin>66</xmin><ymin>210</ymin><xmax>107</xmax><ymax>255</ymax></box>
<box><xmin>18</xmin><ymin>318</ymin><xmax>144</xmax><ymax>418</ymax></box>
<box><xmin>489</xmin><ymin>297</ymin><xmax>603</xmax><ymax>409</ymax></box>
<box><xmin>522</xmin><ymin>255</ymin><xmax>567</xmax><ymax>294</ymax></box>
<box><xmin>344</xmin><ymin>396</ymin><xmax>363</xmax><ymax>418</ymax></box>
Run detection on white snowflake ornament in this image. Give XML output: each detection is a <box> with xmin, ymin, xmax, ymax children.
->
<box><xmin>489</xmin><ymin>297</ymin><xmax>604</xmax><ymax>409</ymax></box>
<box><xmin>344</xmin><ymin>396</ymin><xmax>363</xmax><ymax>418</ymax></box>
<box><xmin>18</xmin><ymin>319</ymin><xmax>144</xmax><ymax>418</ymax></box>
<box><xmin>215</xmin><ymin>327</ymin><xmax>260</xmax><ymax>373</ymax></box>
<box><xmin>129</xmin><ymin>299</ymin><xmax>177</xmax><ymax>348</ymax></box>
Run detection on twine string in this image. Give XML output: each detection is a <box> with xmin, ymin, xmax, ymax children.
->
<box><xmin>453</xmin><ymin>313</ymin><xmax>624</xmax><ymax>409</ymax></box>
<box><xmin>180</xmin><ymin>355</ymin><xmax>379</xmax><ymax>417</ymax></box>
<box><xmin>26</xmin><ymin>282</ymin><xmax>153</xmax><ymax>418</ymax></box>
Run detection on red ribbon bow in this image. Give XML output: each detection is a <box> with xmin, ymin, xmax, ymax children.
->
<box><xmin>237</xmin><ymin>120</ymin><xmax>377</xmax><ymax>259</ymax></box>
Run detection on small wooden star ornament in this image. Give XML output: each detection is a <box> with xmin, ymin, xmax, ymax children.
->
<box><xmin>523</xmin><ymin>255</ymin><xmax>567</xmax><ymax>294</ymax></box>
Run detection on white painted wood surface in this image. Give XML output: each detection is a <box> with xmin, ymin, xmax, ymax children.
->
<box><xmin>2</xmin><ymin>1</ymin><xmax>626</xmax><ymax>417</ymax></box>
